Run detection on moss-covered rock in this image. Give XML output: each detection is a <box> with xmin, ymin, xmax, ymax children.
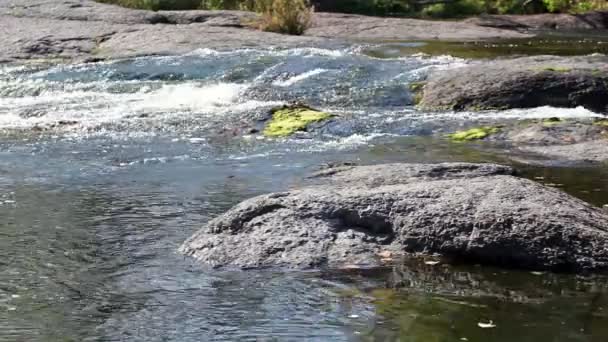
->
<box><xmin>448</xmin><ymin>126</ymin><xmax>500</xmax><ymax>142</ymax></box>
<box><xmin>263</xmin><ymin>105</ymin><xmax>332</xmax><ymax>137</ymax></box>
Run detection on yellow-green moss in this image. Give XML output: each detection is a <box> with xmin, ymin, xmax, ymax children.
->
<box><xmin>409</xmin><ymin>81</ymin><xmax>426</xmax><ymax>92</ymax></box>
<box><xmin>409</xmin><ymin>81</ymin><xmax>426</xmax><ymax>105</ymax></box>
<box><xmin>593</xmin><ymin>119</ymin><xmax>608</xmax><ymax>127</ymax></box>
<box><xmin>448</xmin><ymin>126</ymin><xmax>499</xmax><ymax>142</ymax></box>
<box><xmin>542</xmin><ymin>117</ymin><xmax>563</xmax><ymax>126</ymax></box>
<box><xmin>263</xmin><ymin>106</ymin><xmax>332</xmax><ymax>137</ymax></box>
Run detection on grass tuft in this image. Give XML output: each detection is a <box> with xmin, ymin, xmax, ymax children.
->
<box><xmin>255</xmin><ymin>0</ymin><xmax>313</xmax><ymax>35</ymax></box>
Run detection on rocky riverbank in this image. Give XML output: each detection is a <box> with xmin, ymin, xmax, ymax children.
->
<box><xmin>2</xmin><ymin>0</ymin><xmax>608</xmax><ymax>62</ymax></box>
<box><xmin>180</xmin><ymin>163</ymin><xmax>608</xmax><ymax>272</ymax></box>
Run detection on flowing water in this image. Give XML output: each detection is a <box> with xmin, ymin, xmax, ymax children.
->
<box><xmin>1</xmin><ymin>44</ymin><xmax>608</xmax><ymax>341</ymax></box>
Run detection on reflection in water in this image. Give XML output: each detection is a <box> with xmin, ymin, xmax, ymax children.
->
<box><xmin>2</xmin><ymin>135</ymin><xmax>608</xmax><ymax>341</ymax></box>
<box><xmin>364</xmin><ymin>37</ymin><xmax>608</xmax><ymax>59</ymax></box>
<box><xmin>325</xmin><ymin>262</ymin><xmax>608</xmax><ymax>342</ymax></box>
<box><xmin>2</xmin><ymin>46</ymin><xmax>608</xmax><ymax>341</ymax></box>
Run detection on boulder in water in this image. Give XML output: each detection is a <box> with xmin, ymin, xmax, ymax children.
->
<box><xmin>419</xmin><ymin>55</ymin><xmax>608</xmax><ymax>113</ymax></box>
<box><xmin>180</xmin><ymin>163</ymin><xmax>608</xmax><ymax>272</ymax></box>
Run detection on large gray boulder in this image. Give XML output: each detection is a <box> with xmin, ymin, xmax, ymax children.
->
<box><xmin>418</xmin><ymin>55</ymin><xmax>608</xmax><ymax>113</ymax></box>
<box><xmin>180</xmin><ymin>163</ymin><xmax>608</xmax><ymax>272</ymax></box>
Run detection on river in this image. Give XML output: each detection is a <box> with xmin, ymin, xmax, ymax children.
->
<box><xmin>1</xmin><ymin>44</ymin><xmax>608</xmax><ymax>341</ymax></box>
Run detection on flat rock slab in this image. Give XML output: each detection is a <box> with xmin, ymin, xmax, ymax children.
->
<box><xmin>3</xmin><ymin>0</ymin><xmax>606</xmax><ymax>62</ymax></box>
<box><xmin>446</xmin><ymin>119</ymin><xmax>608</xmax><ymax>163</ymax></box>
<box><xmin>180</xmin><ymin>163</ymin><xmax>608</xmax><ymax>272</ymax></box>
<box><xmin>419</xmin><ymin>55</ymin><xmax>608</xmax><ymax>113</ymax></box>
<box><xmin>522</xmin><ymin>140</ymin><xmax>608</xmax><ymax>163</ymax></box>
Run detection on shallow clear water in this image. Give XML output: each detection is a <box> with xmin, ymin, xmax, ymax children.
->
<box><xmin>1</xmin><ymin>45</ymin><xmax>608</xmax><ymax>341</ymax></box>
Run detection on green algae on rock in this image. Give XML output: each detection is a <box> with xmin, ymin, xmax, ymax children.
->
<box><xmin>409</xmin><ymin>81</ymin><xmax>426</xmax><ymax>105</ymax></box>
<box><xmin>448</xmin><ymin>127</ymin><xmax>500</xmax><ymax>142</ymax></box>
<box><xmin>263</xmin><ymin>106</ymin><xmax>332</xmax><ymax>137</ymax></box>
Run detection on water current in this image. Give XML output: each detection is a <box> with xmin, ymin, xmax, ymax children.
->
<box><xmin>1</xmin><ymin>44</ymin><xmax>607</xmax><ymax>341</ymax></box>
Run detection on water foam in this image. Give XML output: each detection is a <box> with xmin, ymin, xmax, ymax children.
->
<box><xmin>0</xmin><ymin>81</ymin><xmax>279</xmax><ymax>131</ymax></box>
<box><xmin>454</xmin><ymin>106</ymin><xmax>603</xmax><ymax>120</ymax></box>
<box><xmin>132</xmin><ymin>82</ymin><xmax>247</xmax><ymax>111</ymax></box>
<box><xmin>272</xmin><ymin>69</ymin><xmax>328</xmax><ymax>87</ymax></box>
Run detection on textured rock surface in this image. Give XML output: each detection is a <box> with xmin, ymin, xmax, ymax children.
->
<box><xmin>180</xmin><ymin>163</ymin><xmax>608</xmax><ymax>272</ymax></box>
<box><xmin>419</xmin><ymin>55</ymin><xmax>608</xmax><ymax>113</ymax></box>
<box><xmin>465</xmin><ymin>10</ymin><xmax>608</xmax><ymax>31</ymax></box>
<box><xmin>0</xmin><ymin>0</ymin><xmax>323</xmax><ymax>62</ymax></box>
<box><xmin>307</xmin><ymin>12</ymin><xmax>530</xmax><ymax>41</ymax></box>
<box><xmin>3</xmin><ymin>0</ymin><xmax>605</xmax><ymax>62</ymax></box>
<box><xmin>445</xmin><ymin>119</ymin><xmax>608</xmax><ymax>163</ymax></box>
<box><xmin>522</xmin><ymin>140</ymin><xmax>608</xmax><ymax>163</ymax></box>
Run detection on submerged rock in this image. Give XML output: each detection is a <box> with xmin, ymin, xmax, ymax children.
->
<box><xmin>263</xmin><ymin>105</ymin><xmax>333</xmax><ymax>137</ymax></box>
<box><xmin>180</xmin><ymin>163</ymin><xmax>608</xmax><ymax>272</ymax></box>
<box><xmin>419</xmin><ymin>55</ymin><xmax>608</xmax><ymax>113</ymax></box>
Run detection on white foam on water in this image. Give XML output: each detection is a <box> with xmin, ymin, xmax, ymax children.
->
<box><xmin>273</xmin><ymin>47</ymin><xmax>348</xmax><ymax>58</ymax></box>
<box><xmin>0</xmin><ymin>81</ymin><xmax>280</xmax><ymax>131</ymax></box>
<box><xmin>272</xmin><ymin>69</ymin><xmax>329</xmax><ymax>87</ymax></box>
<box><xmin>301</xmin><ymin>133</ymin><xmax>390</xmax><ymax>152</ymax></box>
<box><xmin>131</xmin><ymin>82</ymin><xmax>247</xmax><ymax>111</ymax></box>
<box><xmin>408</xmin><ymin>54</ymin><xmax>471</xmax><ymax>77</ymax></box>
<box><xmin>186</xmin><ymin>47</ymin><xmax>349</xmax><ymax>58</ymax></box>
<box><xmin>447</xmin><ymin>106</ymin><xmax>603</xmax><ymax>120</ymax></box>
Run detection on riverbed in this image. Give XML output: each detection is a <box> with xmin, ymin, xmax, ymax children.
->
<box><xmin>1</xmin><ymin>43</ymin><xmax>608</xmax><ymax>341</ymax></box>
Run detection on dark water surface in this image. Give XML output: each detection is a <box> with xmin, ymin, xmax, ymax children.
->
<box><xmin>1</xmin><ymin>45</ymin><xmax>607</xmax><ymax>341</ymax></box>
<box><xmin>364</xmin><ymin>36</ymin><xmax>608</xmax><ymax>59</ymax></box>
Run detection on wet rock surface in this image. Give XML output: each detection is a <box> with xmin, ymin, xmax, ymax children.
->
<box><xmin>446</xmin><ymin>119</ymin><xmax>608</xmax><ymax>163</ymax></box>
<box><xmin>180</xmin><ymin>162</ymin><xmax>608</xmax><ymax>272</ymax></box>
<box><xmin>419</xmin><ymin>55</ymin><xmax>608</xmax><ymax>113</ymax></box>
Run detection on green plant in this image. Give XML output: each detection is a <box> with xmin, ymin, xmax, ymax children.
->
<box><xmin>542</xmin><ymin>0</ymin><xmax>570</xmax><ymax>12</ymax></box>
<box><xmin>257</xmin><ymin>0</ymin><xmax>313</xmax><ymax>35</ymax></box>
